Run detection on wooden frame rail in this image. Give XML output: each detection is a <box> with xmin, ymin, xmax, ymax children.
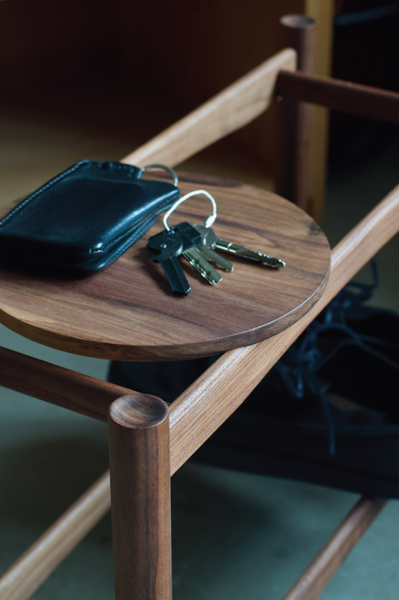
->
<box><xmin>0</xmin><ymin>183</ymin><xmax>398</xmax><ymax>600</ymax></box>
<box><xmin>123</xmin><ymin>66</ymin><xmax>399</xmax><ymax>176</ymax></box>
<box><xmin>121</xmin><ymin>49</ymin><xmax>296</xmax><ymax>168</ymax></box>
<box><xmin>0</xmin><ymin>347</ymin><xmax>131</xmax><ymax>422</ymax></box>
<box><xmin>171</xmin><ymin>183</ymin><xmax>399</xmax><ymax>470</ymax></box>
<box><xmin>282</xmin><ymin>497</ymin><xmax>387</xmax><ymax>600</ymax></box>
<box><xmin>276</xmin><ymin>70</ymin><xmax>399</xmax><ymax>124</ymax></box>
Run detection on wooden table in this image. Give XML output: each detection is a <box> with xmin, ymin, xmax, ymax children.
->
<box><xmin>0</xmin><ymin>172</ymin><xmax>330</xmax><ymax>362</ymax></box>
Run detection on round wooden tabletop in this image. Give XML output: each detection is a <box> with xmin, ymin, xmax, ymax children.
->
<box><xmin>0</xmin><ymin>172</ymin><xmax>330</xmax><ymax>361</ymax></box>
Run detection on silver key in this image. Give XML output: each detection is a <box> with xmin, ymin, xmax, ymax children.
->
<box><xmin>192</xmin><ymin>224</ymin><xmax>234</xmax><ymax>272</ymax></box>
<box><xmin>199</xmin><ymin>225</ymin><xmax>285</xmax><ymax>268</ymax></box>
<box><xmin>182</xmin><ymin>246</ymin><xmax>222</xmax><ymax>285</ymax></box>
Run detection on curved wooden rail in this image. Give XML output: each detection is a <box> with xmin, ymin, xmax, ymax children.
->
<box><xmin>282</xmin><ymin>497</ymin><xmax>387</xmax><ymax>600</ymax></box>
<box><xmin>122</xmin><ymin>49</ymin><xmax>296</xmax><ymax>168</ymax></box>
<box><xmin>169</xmin><ymin>183</ymin><xmax>399</xmax><ymax>471</ymax></box>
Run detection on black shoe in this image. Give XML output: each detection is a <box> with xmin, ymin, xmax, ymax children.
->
<box><xmin>194</xmin><ymin>322</ymin><xmax>399</xmax><ymax>498</ymax></box>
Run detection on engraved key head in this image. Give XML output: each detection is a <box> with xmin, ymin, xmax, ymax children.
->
<box><xmin>171</xmin><ymin>222</ymin><xmax>202</xmax><ymax>250</ymax></box>
<box><xmin>147</xmin><ymin>230</ymin><xmax>183</xmax><ymax>262</ymax></box>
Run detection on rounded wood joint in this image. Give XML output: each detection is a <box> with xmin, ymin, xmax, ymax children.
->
<box><xmin>280</xmin><ymin>14</ymin><xmax>315</xmax><ymax>30</ymax></box>
<box><xmin>109</xmin><ymin>394</ymin><xmax>169</xmax><ymax>430</ymax></box>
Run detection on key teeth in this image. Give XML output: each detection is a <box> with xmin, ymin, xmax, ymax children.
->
<box><xmin>183</xmin><ymin>251</ymin><xmax>222</xmax><ymax>286</ymax></box>
<box><xmin>264</xmin><ymin>257</ymin><xmax>286</xmax><ymax>268</ymax></box>
<box><xmin>273</xmin><ymin>258</ymin><xmax>286</xmax><ymax>268</ymax></box>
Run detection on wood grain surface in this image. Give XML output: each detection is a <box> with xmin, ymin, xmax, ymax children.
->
<box><xmin>277</xmin><ymin>15</ymin><xmax>316</xmax><ymax>211</ymax></box>
<box><xmin>277</xmin><ymin>70</ymin><xmax>399</xmax><ymax>124</ymax></box>
<box><xmin>0</xmin><ymin>173</ymin><xmax>330</xmax><ymax>361</ymax></box>
<box><xmin>108</xmin><ymin>395</ymin><xmax>171</xmax><ymax>600</ymax></box>
<box><xmin>168</xmin><ymin>183</ymin><xmax>399</xmax><ymax>473</ymax></box>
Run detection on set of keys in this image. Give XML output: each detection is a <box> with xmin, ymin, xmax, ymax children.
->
<box><xmin>147</xmin><ymin>189</ymin><xmax>285</xmax><ymax>295</ymax></box>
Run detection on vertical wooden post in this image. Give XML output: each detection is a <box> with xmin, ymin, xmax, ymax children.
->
<box><xmin>108</xmin><ymin>394</ymin><xmax>171</xmax><ymax>600</ymax></box>
<box><xmin>276</xmin><ymin>15</ymin><xmax>317</xmax><ymax>212</ymax></box>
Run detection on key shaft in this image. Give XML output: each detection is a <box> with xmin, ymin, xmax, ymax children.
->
<box><xmin>183</xmin><ymin>247</ymin><xmax>222</xmax><ymax>285</ymax></box>
<box><xmin>159</xmin><ymin>253</ymin><xmax>191</xmax><ymax>295</ymax></box>
<box><xmin>194</xmin><ymin>223</ymin><xmax>285</xmax><ymax>268</ymax></box>
<box><xmin>192</xmin><ymin>224</ymin><xmax>234</xmax><ymax>272</ymax></box>
<box><xmin>172</xmin><ymin>222</ymin><xmax>222</xmax><ymax>286</ymax></box>
<box><xmin>147</xmin><ymin>229</ymin><xmax>191</xmax><ymax>295</ymax></box>
<box><xmin>215</xmin><ymin>240</ymin><xmax>285</xmax><ymax>268</ymax></box>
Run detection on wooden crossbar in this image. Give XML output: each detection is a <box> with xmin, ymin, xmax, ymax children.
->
<box><xmin>277</xmin><ymin>70</ymin><xmax>399</xmax><ymax>124</ymax></box>
<box><xmin>282</xmin><ymin>497</ymin><xmax>387</xmax><ymax>600</ymax></box>
<box><xmin>0</xmin><ymin>347</ymin><xmax>130</xmax><ymax>422</ymax></box>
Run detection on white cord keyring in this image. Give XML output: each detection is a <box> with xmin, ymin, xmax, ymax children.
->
<box><xmin>163</xmin><ymin>190</ymin><xmax>217</xmax><ymax>231</ymax></box>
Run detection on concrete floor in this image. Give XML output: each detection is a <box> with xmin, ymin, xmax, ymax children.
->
<box><xmin>0</xmin><ymin>91</ymin><xmax>398</xmax><ymax>599</ymax></box>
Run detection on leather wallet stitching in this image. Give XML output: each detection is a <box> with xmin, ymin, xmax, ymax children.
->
<box><xmin>95</xmin><ymin>217</ymin><xmax>157</xmax><ymax>269</ymax></box>
<box><xmin>0</xmin><ymin>161</ymin><xmax>140</xmax><ymax>227</ymax></box>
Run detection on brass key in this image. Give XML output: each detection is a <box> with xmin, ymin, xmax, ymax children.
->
<box><xmin>192</xmin><ymin>224</ymin><xmax>234</xmax><ymax>272</ymax></box>
<box><xmin>182</xmin><ymin>247</ymin><xmax>222</xmax><ymax>285</ymax></box>
<box><xmin>199</xmin><ymin>225</ymin><xmax>285</xmax><ymax>268</ymax></box>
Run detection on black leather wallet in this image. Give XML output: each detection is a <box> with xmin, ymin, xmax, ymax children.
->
<box><xmin>0</xmin><ymin>160</ymin><xmax>179</xmax><ymax>275</ymax></box>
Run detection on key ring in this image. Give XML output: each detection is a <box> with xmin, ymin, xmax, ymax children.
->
<box><xmin>163</xmin><ymin>190</ymin><xmax>217</xmax><ymax>231</ymax></box>
<box><xmin>140</xmin><ymin>164</ymin><xmax>179</xmax><ymax>187</ymax></box>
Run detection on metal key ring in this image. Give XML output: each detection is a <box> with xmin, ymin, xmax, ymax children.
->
<box><xmin>163</xmin><ymin>190</ymin><xmax>217</xmax><ymax>231</ymax></box>
<box><xmin>140</xmin><ymin>164</ymin><xmax>178</xmax><ymax>187</ymax></box>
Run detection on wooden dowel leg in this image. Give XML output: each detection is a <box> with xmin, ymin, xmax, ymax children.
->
<box><xmin>108</xmin><ymin>394</ymin><xmax>171</xmax><ymax>600</ymax></box>
<box><xmin>281</xmin><ymin>497</ymin><xmax>387</xmax><ymax>600</ymax></box>
<box><xmin>276</xmin><ymin>15</ymin><xmax>317</xmax><ymax>212</ymax></box>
